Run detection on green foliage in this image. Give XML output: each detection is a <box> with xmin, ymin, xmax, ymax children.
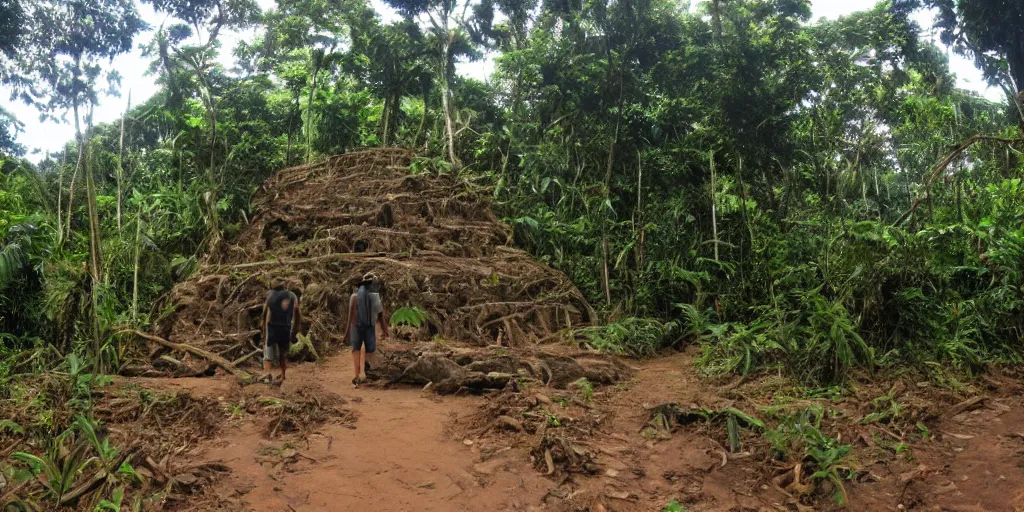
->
<box><xmin>390</xmin><ymin>306</ymin><xmax>428</xmax><ymax>328</ymax></box>
<box><xmin>0</xmin><ymin>419</ymin><xmax>24</xmax><ymax>435</ymax></box>
<box><xmin>570</xmin><ymin>378</ymin><xmax>594</xmax><ymax>402</ymax></box>
<box><xmin>861</xmin><ymin>392</ymin><xmax>903</xmax><ymax>425</ymax></box>
<box><xmin>765</xmin><ymin>407</ymin><xmax>853</xmax><ymax>505</ymax></box>
<box><xmin>662</xmin><ymin>500</ymin><xmax>686</xmax><ymax>512</ymax></box>
<box><xmin>0</xmin><ymin>0</ymin><xmax>1020</xmax><ymax>395</ymax></box>
<box><xmin>698</xmin><ymin>286</ymin><xmax>875</xmax><ymax>385</ymax></box>
<box><xmin>576</xmin><ymin>317</ymin><xmax>678</xmax><ymax>357</ymax></box>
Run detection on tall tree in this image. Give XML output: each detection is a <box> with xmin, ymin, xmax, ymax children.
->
<box><xmin>915</xmin><ymin>0</ymin><xmax>1024</xmax><ymax>122</ymax></box>
<box><xmin>144</xmin><ymin>0</ymin><xmax>260</xmax><ymax>246</ymax></box>
<box><xmin>384</xmin><ymin>0</ymin><xmax>489</xmax><ymax>165</ymax></box>
<box><xmin>0</xmin><ymin>0</ymin><xmax>22</xmax><ymax>65</ymax></box>
<box><xmin>7</xmin><ymin>0</ymin><xmax>144</xmax><ymax>245</ymax></box>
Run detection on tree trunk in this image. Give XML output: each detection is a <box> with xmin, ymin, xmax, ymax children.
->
<box><xmin>85</xmin><ymin>137</ymin><xmax>105</xmax><ymax>371</ymax></box>
<box><xmin>710</xmin><ymin>151</ymin><xmax>719</xmax><ymax>262</ymax></box>
<box><xmin>711</xmin><ymin>0</ymin><xmax>724</xmax><ymax>46</ymax></box>
<box><xmin>66</xmin><ymin>100</ymin><xmax>84</xmax><ymax>246</ymax></box>
<box><xmin>56</xmin><ymin>150</ymin><xmax>66</xmax><ymax>248</ymax></box>
<box><xmin>441</xmin><ymin>31</ymin><xmax>458</xmax><ymax>166</ymax></box>
<box><xmin>116</xmin><ymin>91</ymin><xmax>131</xmax><ymax>234</ymax></box>
<box><xmin>1007</xmin><ymin>49</ymin><xmax>1024</xmax><ymax>129</ymax></box>
<box><xmin>286</xmin><ymin>88</ymin><xmax>299</xmax><ymax>167</ymax></box>
<box><xmin>415</xmin><ymin>86</ymin><xmax>429</xmax><ymax>149</ymax></box>
<box><xmin>381</xmin><ymin>91</ymin><xmax>393</xmax><ymax>147</ymax></box>
<box><xmin>131</xmin><ymin>203</ymin><xmax>143</xmax><ymax>324</ymax></box>
<box><xmin>305</xmin><ymin>52</ymin><xmax>323</xmax><ymax>163</ymax></box>
<box><xmin>635</xmin><ymin>151</ymin><xmax>644</xmax><ymax>271</ymax></box>
<box><xmin>601</xmin><ymin>237</ymin><xmax>612</xmax><ymax>306</ymax></box>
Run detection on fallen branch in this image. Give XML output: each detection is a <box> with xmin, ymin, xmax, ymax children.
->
<box><xmin>124</xmin><ymin>330</ymin><xmax>254</xmax><ymax>384</ymax></box>
<box><xmin>59</xmin><ymin>446</ymin><xmax>138</xmax><ymax>506</ymax></box>
<box><xmin>893</xmin><ymin>135</ymin><xmax>1024</xmax><ymax>227</ymax></box>
<box><xmin>232</xmin><ymin>349</ymin><xmax>262</xmax><ymax>367</ymax></box>
<box><xmin>944</xmin><ymin>395</ymin><xmax>986</xmax><ymax>419</ymax></box>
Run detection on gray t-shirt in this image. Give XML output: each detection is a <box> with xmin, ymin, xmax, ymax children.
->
<box><xmin>349</xmin><ymin>291</ymin><xmax>383</xmax><ymax>326</ymax></box>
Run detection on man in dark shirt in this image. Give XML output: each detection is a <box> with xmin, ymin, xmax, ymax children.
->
<box><xmin>262</xmin><ymin>278</ymin><xmax>301</xmax><ymax>384</ymax></box>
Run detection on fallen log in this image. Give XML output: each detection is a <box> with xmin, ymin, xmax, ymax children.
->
<box><xmin>125</xmin><ymin>330</ymin><xmax>254</xmax><ymax>384</ymax></box>
<box><xmin>59</xmin><ymin>446</ymin><xmax>138</xmax><ymax>506</ymax></box>
<box><xmin>232</xmin><ymin>349</ymin><xmax>262</xmax><ymax>366</ymax></box>
<box><xmin>944</xmin><ymin>396</ymin><xmax>986</xmax><ymax>419</ymax></box>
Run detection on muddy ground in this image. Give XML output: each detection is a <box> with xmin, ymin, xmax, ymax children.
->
<box><xmin>59</xmin><ymin>339</ymin><xmax>1024</xmax><ymax>512</ymax></box>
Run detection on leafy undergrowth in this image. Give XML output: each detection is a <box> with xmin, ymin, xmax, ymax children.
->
<box><xmin>643</xmin><ymin>367</ymin><xmax>997</xmax><ymax>510</ymax></box>
<box><xmin>0</xmin><ymin>354</ymin><xmax>234</xmax><ymax>510</ymax></box>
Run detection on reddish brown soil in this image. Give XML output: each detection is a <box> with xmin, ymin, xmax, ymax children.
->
<box><xmin>152</xmin><ymin>344</ymin><xmax>553</xmax><ymax>511</ymax></box>
<box><xmin>129</xmin><ymin>344</ymin><xmax>1024</xmax><ymax>512</ymax></box>
<box><xmin>848</xmin><ymin>379</ymin><xmax>1024</xmax><ymax>512</ymax></box>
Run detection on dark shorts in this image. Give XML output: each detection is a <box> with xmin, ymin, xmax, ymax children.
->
<box><xmin>351</xmin><ymin>325</ymin><xmax>376</xmax><ymax>353</ymax></box>
<box><xmin>264</xmin><ymin>325</ymin><xmax>291</xmax><ymax>363</ymax></box>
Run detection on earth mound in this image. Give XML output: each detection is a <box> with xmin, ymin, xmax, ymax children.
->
<box><xmin>153</xmin><ymin>148</ymin><xmax>593</xmax><ymax>364</ymax></box>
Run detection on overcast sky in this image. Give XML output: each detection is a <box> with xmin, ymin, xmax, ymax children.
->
<box><xmin>1</xmin><ymin>0</ymin><xmax>1004</xmax><ymax>159</ymax></box>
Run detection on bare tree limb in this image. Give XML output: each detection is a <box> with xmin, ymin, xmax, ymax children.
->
<box><xmin>892</xmin><ymin>135</ymin><xmax>1024</xmax><ymax>227</ymax></box>
<box><xmin>124</xmin><ymin>330</ymin><xmax>254</xmax><ymax>384</ymax></box>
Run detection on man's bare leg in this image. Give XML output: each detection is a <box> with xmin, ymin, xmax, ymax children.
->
<box><xmin>359</xmin><ymin>347</ymin><xmax>367</xmax><ymax>380</ymax></box>
<box><xmin>279</xmin><ymin>357</ymin><xmax>287</xmax><ymax>383</ymax></box>
<box><xmin>263</xmin><ymin>359</ymin><xmax>273</xmax><ymax>383</ymax></box>
<box><xmin>351</xmin><ymin>351</ymin><xmax>361</xmax><ymax>384</ymax></box>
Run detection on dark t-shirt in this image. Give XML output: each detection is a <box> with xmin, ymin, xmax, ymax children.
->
<box><xmin>266</xmin><ymin>288</ymin><xmax>298</xmax><ymax>328</ymax></box>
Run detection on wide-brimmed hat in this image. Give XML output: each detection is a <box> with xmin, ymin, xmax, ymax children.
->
<box><xmin>361</xmin><ymin>271</ymin><xmax>379</xmax><ymax>283</ymax></box>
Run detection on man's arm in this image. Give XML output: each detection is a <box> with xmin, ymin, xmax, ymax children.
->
<box><xmin>344</xmin><ymin>295</ymin><xmax>356</xmax><ymax>337</ymax></box>
<box><xmin>291</xmin><ymin>294</ymin><xmax>302</xmax><ymax>340</ymax></box>
<box><xmin>378</xmin><ymin>302</ymin><xmax>390</xmax><ymax>340</ymax></box>
<box><xmin>261</xmin><ymin>305</ymin><xmax>270</xmax><ymax>348</ymax></box>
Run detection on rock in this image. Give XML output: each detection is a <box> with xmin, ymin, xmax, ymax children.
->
<box><xmin>235</xmin><ymin>485</ymin><xmax>257</xmax><ymax>496</ymax></box>
<box><xmin>473</xmin><ymin>458</ymin><xmax>506</xmax><ymax>475</ymax></box>
<box><xmin>604</xmin><ymin>490</ymin><xmax>636</xmax><ymax>502</ymax></box>
<box><xmin>463</xmin><ymin>439</ymin><xmax>474</xmax><ymax>446</ymax></box>
<box><xmin>602</xmin><ymin>457</ymin><xmax>629</xmax><ymax>471</ymax></box>
<box><xmin>174</xmin><ymin>473</ymin><xmax>200</xmax><ymax>488</ymax></box>
<box><xmin>899</xmin><ymin>465</ymin><xmax>928</xmax><ymax>483</ymax></box>
<box><xmin>605</xmin><ymin>468</ymin><xmax>619</xmax><ymax>478</ymax></box>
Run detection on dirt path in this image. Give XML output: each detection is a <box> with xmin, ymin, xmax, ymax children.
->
<box><xmin>131</xmin><ymin>345</ymin><xmax>1024</xmax><ymax>512</ymax></box>
<box><xmin>150</xmin><ymin>347</ymin><xmax>771</xmax><ymax>512</ymax></box>
<box><xmin>158</xmin><ymin>352</ymin><xmax>550</xmax><ymax>512</ymax></box>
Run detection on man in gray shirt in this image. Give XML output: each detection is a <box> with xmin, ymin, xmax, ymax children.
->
<box><xmin>345</xmin><ymin>271</ymin><xmax>389</xmax><ymax>385</ymax></box>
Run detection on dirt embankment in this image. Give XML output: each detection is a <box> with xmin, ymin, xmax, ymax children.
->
<box><xmin>147</xmin><ymin>148</ymin><xmax>593</xmax><ymax>377</ymax></box>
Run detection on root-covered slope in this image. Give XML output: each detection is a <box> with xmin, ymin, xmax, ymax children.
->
<box><xmin>156</xmin><ymin>148</ymin><xmax>593</xmax><ymax>360</ymax></box>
